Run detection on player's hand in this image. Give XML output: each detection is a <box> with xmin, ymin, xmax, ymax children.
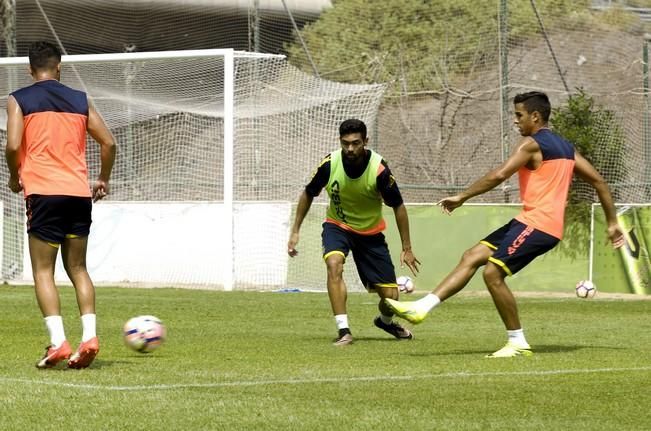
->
<box><xmin>437</xmin><ymin>195</ymin><xmax>465</xmax><ymax>214</ymax></box>
<box><xmin>92</xmin><ymin>179</ymin><xmax>109</xmax><ymax>202</ymax></box>
<box><xmin>7</xmin><ymin>176</ymin><xmax>22</xmax><ymax>193</ymax></box>
<box><xmin>288</xmin><ymin>232</ymin><xmax>300</xmax><ymax>257</ymax></box>
<box><xmin>400</xmin><ymin>249</ymin><xmax>421</xmax><ymax>276</ymax></box>
<box><xmin>607</xmin><ymin>223</ymin><xmax>625</xmax><ymax>249</ymax></box>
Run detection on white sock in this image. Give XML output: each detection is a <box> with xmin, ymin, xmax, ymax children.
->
<box><xmin>418</xmin><ymin>293</ymin><xmax>441</xmax><ymax>313</ymax></box>
<box><xmin>334</xmin><ymin>314</ymin><xmax>349</xmax><ymax>330</ymax></box>
<box><xmin>44</xmin><ymin>315</ymin><xmax>66</xmax><ymax>348</ymax></box>
<box><xmin>81</xmin><ymin>313</ymin><xmax>97</xmax><ymax>342</ymax></box>
<box><xmin>507</xmin><ymin>329</ymin><xmax>529</xmax><ymax>347</ymax></box>
<box><xmin>380</xmin><ymin>314</ymin><xmax>393</xmax><ymax>324</ymax></box>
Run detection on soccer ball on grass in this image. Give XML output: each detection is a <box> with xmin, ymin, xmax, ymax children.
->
<box><xmin>397</xmin><ymin>275</ymin><xmax>415</xmax><ymax>294</ymax></box>
<box><xmin>123</xmin><ymin>315</ymin><xmax>166</xmax><ymax>353</ymax></box>
<box><xmin>575</xmin><ymin>280</ymin><xmax>597</xmax><ymax>299</ymax></box>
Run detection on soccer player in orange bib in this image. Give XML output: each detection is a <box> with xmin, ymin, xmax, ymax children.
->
<box><xmin>385</xmin><ymin>91</ymin><xmax>624</xmax><ymax>357</ymax></box>
<box><xmin>5</xmin><ymin>41</ymin><xmax>116</xmax><ymax>368</ymax></box>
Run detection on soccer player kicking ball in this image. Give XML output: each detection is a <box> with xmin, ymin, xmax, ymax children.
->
<box><xmin>288</xmin><ymin>119</ymin><xmax>420</xmax><ymax>346</ymax></box>
<box><xmin>5</xmin><ymin>42</ymin><xmax>116</xmax><ymax>368</ymax></box>
<box><xmin>385</xmin><ymin>91</ymin><xmax>624</xmax><ymax>358</ymax></box>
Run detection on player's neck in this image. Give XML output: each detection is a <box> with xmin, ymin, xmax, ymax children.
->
<box><xmin>33</xmin><ymin>76</ymin><xmax>58</xmax><ymax>83</ymax></box>
<box><xmin>32</xmin><ymin>71</ymin><xmax>59</xmax><ymax>82</ymax></box>
<box><xmin>531</xmin><ymin>124</ymin><xmax>549</xmax><ymax>135</ymax></box>
<box><xmin>342</xmin><ymin>149</ymin><xmax>370</xmax><ymax>178</ymax></box>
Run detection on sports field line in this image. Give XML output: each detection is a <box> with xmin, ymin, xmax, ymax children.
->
<box><xmin>2</xmin><ymin>366</ymin><xmax>650</xmax><ymax>392</ymax></box>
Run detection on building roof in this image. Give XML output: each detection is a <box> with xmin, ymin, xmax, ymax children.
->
<box><xmin>35</xmin><ymin>0</ymin><xmax>332</xmax><ymax>14</ymax></box>
<box><xmin>6</xmin><ymin>0</ymin><xmax>331</xmax><ymax>56</ymax></box>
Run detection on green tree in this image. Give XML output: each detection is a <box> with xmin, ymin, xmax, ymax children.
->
<box><xmin>288</xmin><ymin>0</ymin><xmax>493</xmax><ymax>93</ymax></box>
<box><xmin>550</xmin><ymin>89</ymin><xmax>626</xmax><ymax>259</ymax></box>
<box><xmin>286</xmin><ymin>0</ymin><xmax>614</xmax><ymax>96</ymax></box>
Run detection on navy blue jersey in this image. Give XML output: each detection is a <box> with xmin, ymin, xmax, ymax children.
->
<box><xmin>11</xmin><ymin>79</ymin><xmax>88</xmax><ymax>116</ymax></box>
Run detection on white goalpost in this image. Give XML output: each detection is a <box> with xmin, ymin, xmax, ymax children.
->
<box><xmin>0</xmin><ymin>49</ymin><xmax>386</xmax><ymax>290</ymax></box>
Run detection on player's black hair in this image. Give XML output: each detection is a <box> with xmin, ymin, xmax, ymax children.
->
<box><xmin>28</xmin><ymin>41</ymin><xmax>61</xmax><ymax>71</ymax></box>
<box><xmin>513</xmin><ymin>91</ymin><xmax>551</xmax><ymax>122</ymax></box>
<box><xmin>339</xmin><ymin>118</ymin><xmax>367</xmax><ymax>140</ymax></box>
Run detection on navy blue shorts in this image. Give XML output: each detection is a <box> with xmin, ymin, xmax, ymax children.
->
<box><xmin>481</xmin><ymin>219</ymin><xmax>559</xmax><ymax>276</ymax></box>
<box><xmin>321</xmin><ymin>222</ymin><xmax>396</xmax><ymax>290</ymax></box>
<box><xmin>26</xmin><ymin>195</ymin><xmax>92</xmax><ymax>244</ymax></box>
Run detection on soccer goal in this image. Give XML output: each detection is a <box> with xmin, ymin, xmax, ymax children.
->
<box><xmin>0</xmin><ymin>49</ymin><xmax>386</xmax><ymax>290</ymax></box>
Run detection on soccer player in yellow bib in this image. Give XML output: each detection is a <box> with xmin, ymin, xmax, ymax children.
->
<box><xmin>385</xmin><ymin>92</ymin><xmax>624</xmax><ymax>358</ymax></box>
<box><xmin>288</xmin><ymin>119</ymin><xmax>420</xmax><ymax>346</ymax></box>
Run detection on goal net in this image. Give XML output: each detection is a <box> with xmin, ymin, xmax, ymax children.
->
<box><xmin>0</xmin><ymin>49</ymin><xmax>386</xmax><ymax>290</ymax></box>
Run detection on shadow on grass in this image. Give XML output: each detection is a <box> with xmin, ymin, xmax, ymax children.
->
<box><xmin>533</xmin><ymin>344</ymin><xmax>625</xmax><ymax>353</ymax></box>
<box><xmin>84</xmin><ymin>356</ymin><xmax>164</xmax><ymax>369</ymax></box>
<box><xmin>80</xmin><ymin>359</ymin><xmax>131</xmax><ymax>369</ymax></box>
<box><xmin>403</xmin><ymin>344</ymin><xmax>625</xmax><ymax>357</ymax></box>
<box><xmin>404</xmin><ymin>349</ymin><xmax>489</xmax><ymax>357</ymax></box>
<box><xmin>354</xmin><ymin>336</ymin><xmax>415</xmax><ymax>343</ymax></box>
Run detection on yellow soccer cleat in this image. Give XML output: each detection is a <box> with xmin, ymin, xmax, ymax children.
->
<box><xmin>384</xmin><ymin>298</ymin><xmax>428</xmax><ymax>324</ymax></box>
<box><xmin>485</xmin><ymin>342</ymin><xmax>533</xmax><ymax>358</ymax></box>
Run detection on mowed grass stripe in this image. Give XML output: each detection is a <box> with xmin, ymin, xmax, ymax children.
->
<box><xmin>2</xmin><ymin>366</ymin><xmax>650</xmax><ymax>391</ymax></box>
<box><xmin>1</xmin><ymin>286</ymin><xmax>650</xmax><ymax>430</ymax></box>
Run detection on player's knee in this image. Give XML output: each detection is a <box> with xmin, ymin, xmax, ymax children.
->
<box><xmin>377</xmin><ymin>286</ymin><xmax>398</xmax><ymax>300</ymax></box>
<box><xmin>325</xmin><ymin>261</ymin><xmax>343</xmax><ymax>280</ymax></box>
<box><xmin>460</xmin><ymin>247</ymin><xmax>485</xmax><ymax>268</ymax></box>
<box><xmin>63</xmin><ymin>261</ymin><xmax>88</xmax><ymax>276</ymax></box>
<box><xmin>325</xmin><ymin>253</ymin><xmax>344</xmax><ymax>275</ymax></box>
<box><xmin>482</xmin><ymin>263</ymin><xmax>505</xmax><ymax>288</ymax></box>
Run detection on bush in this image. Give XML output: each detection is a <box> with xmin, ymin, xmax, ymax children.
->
<box><xmin>550</xmin><ymin>89</ymin><xmax>625</xmax><ymax>259</ymax></box>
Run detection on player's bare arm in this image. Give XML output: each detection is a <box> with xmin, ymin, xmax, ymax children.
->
<box><xmin>5</xmin><ymin>96</ymin><xmax>24</xmax><ymax>193</ymax></box>
<box><xmin>438</xmin><ymin>137</ymin><xmax>540</xmax><ymax>214</ymax></box>
<box><xmin>392</xmin><ymin>204</ymin><xmax>421</xmax><ymax>276</ymax></box>
<box><xmin>87</xmin><ymin>103</ymin><xmax>117</xmax><ymax>202</ymax></box>
<box><xmin>288</xmin><ymin>190</ymin><xmax>314</xmax><ymax>257</ymax></box>
<box><xmin>573</xmin><ymin>152</ymin><xmax>624</xmax><ymax>248</ymax></box>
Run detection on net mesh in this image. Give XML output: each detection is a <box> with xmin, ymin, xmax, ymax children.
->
<box><xmin>283</xmin><ymin>1</ymin><xmax>650</xmax><ymax>204</ymax></box>
<box><xmin>1</xmin><ymin>0</ymin><xmax>651</xmax><ymax>290</ymax></box>
<box><xmin>0</xmin><ymin>51</ymin><xmax>385</xmax><ymax>288</ymax></box>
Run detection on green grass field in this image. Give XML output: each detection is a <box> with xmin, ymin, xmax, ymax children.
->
<box><xmin>1</xmin><ymin>285</ymin><xmax>650</xmax><ymax>430</ymax></box>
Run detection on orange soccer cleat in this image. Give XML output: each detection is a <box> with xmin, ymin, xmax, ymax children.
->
<box><xmin>36</xmin><ymin>340</ymin><xmax>72</xmax><ymax>369</ymax></box>
<box><xmin>68</xmin><ymin>337</ymin><xmax>100</xmax><ymax>369</ymax></box>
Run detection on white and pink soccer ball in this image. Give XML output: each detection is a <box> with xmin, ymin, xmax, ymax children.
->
<box><xmin>123</xmin><ymin>315</ymin><xmax>166</xmax><ymax>353</ymax></box>
<box><xmin>397</xmin><ymin>275</ymin><xmax>415</xmax><ymax>294</ymax></box>
<box><xmin>575</xmin><ymin>280</ymin><xmax>597</xmax><ymax>299</ymax></box>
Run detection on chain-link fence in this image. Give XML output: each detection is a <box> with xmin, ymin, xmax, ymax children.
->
<box><xmin>2</xmin><ymin>1</ymin><xmax>650</xmax><ymax>206</ymax></box>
